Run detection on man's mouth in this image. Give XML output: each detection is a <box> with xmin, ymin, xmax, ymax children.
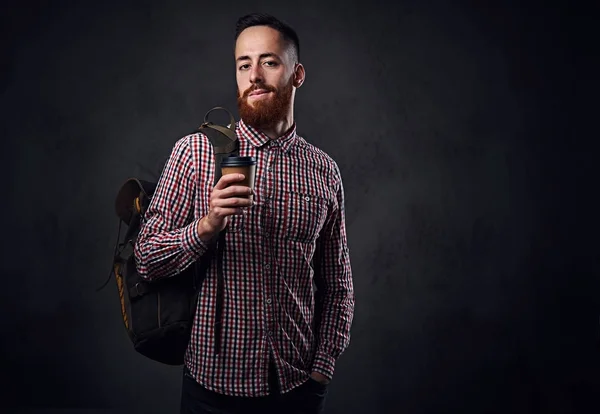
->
<box><xmin>249</xmin><ymin>89</ymin><xmax>271</xmax><ymax>97</ymax></box>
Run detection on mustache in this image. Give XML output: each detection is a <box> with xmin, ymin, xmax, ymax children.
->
<box><xmin>242</xmin><ymin>84</ymin><xmax>277</xmax><ymax>98</ymax></box>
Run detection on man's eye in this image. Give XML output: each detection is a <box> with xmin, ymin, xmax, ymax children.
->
<box><xmin>264</xmin><ymin>61</ymin><xmax>278</xmax><ymax>67</ymax></box>
<box><xmin>239</xmin><ymin>64</ymin><xmax>250</xmax><ymax>70</ymax></box>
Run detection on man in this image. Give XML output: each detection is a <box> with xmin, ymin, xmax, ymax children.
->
<box><xmin>134</xmin><ymin>13</ymin><xmax>354</xmax><ymax>414</ymax></box>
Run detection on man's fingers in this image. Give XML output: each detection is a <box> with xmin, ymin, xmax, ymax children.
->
<box><xmin>212</xmin><ymin>197</ymin><xmax>253</xmax><ymax>209</ymax></box>
<box><xmin>210</xmin><ymin>206</ymin><xmax>245</xmax><ymax>218</ymax></box>
<box><xmin>213</xmin><ymin>185</ymin><xmax>253</xmax><ymax>201</ymax></box>
<box><xmin>222</xmin><ymin>185</ymin><xmax>253</xmax><ymax>198</ymax></box>
<box><xmin>214</xmin><ymin>173</ymin><xmax>246</xmax><ymax>190</ymax></box>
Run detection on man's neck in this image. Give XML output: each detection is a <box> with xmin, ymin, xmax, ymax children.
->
<box><xmin>257</xmin><ymin>117</ymin><xmax>294</xmax><ymax>140</ymax></box>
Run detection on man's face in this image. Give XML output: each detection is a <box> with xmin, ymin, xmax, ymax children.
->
<box><xmin>235</xmin><ymin>26</ymin><xmax>297</xmax><ymax>129</ymax></box>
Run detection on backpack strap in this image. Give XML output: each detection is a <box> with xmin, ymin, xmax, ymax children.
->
<box><xmin>196</xmin><ymin>106</ymin><xmax>239</xmax><ymax>186</ymax></box>
<box><xmin>194</xmin><ymin>107</ymin><xmax>239</xmax><ymax>355</ymax></box>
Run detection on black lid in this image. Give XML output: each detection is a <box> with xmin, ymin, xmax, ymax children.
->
<box><xmin>221</xmin><ymin>156</ymin><xmax>257</xmax><ymax>167</ymax></box>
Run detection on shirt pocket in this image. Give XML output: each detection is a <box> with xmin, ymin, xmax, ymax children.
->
<box><xmin>283</xmin><ymin>191</ymin><xmax>328</xmax><ymax>244</ymax></box>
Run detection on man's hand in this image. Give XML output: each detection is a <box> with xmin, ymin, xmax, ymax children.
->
<box><xmin>197</xmin><ymin>173</ymin><xmax>253</xmax><ymax>241</ymax></box>
<box><xmin>310</xmin><ymin>371</ymin><xmax>330</xmax><ymax>385</ymax></box>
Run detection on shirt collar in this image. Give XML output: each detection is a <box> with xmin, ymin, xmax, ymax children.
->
<box><xmin>238</xmin><ymin>118</ymin><xmax>298</xmax><ymax>154</ymax></box>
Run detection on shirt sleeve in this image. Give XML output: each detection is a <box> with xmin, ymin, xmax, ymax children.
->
<box><xmin>311</xmin><ymin>162</ymin><xmax>355</xmax><ymax>380</ymax></box>
<box><xmin>134</xmin><ymin>136</ymin><xmax>209</xmax><ymax>281</ymax></box>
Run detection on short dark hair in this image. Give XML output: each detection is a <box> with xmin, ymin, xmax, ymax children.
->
<box><xmin>234</xmin><ymin>13</ymin><xmax>300</xmax><ymax>62</ymax></box>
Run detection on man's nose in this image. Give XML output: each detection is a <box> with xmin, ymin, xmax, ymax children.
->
<box><xmin>249</xmin><ymin>65</ymin><xmax>264</xmax><ymax>84</ymax></box>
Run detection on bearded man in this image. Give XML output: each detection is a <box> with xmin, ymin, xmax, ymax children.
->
<box><xmin>135</xmin><ymin>13</ymin><xmax>355</xmax><ymax>414</ymax></box>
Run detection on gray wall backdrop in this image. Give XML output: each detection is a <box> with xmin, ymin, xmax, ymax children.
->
<box><xmin>1</xmin><ymin>0</ymin><xmax>597</xmax><ymax>413</ymax></box>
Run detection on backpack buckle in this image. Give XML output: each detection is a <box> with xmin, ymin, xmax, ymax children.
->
<box><xmin>132</xmin><ymin>282</ymin><xmax>148</xmax><ymax>298</ymax></box>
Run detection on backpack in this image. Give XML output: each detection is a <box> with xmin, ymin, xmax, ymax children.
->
<box><xmin>97</xmin><ymin>107</ymin><xmax>239</xmax><ymax>366</ymax></box>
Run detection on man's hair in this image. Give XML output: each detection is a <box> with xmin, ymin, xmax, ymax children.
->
<box><xmin>235</xmin><ymin>13</ymin><xmax>300</xmax><ymax>62</ymax></box>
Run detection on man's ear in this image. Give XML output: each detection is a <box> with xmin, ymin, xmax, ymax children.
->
<box><xmin>293</xmin><ymin>63</ymin><xmax>305</xmax><ymax>88</ymax></box>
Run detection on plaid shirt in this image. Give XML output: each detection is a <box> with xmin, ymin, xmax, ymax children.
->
<box><xmin>134</xmin><ymin>119</ymin><xmax>354</xmax><ymax>397</ymax></box>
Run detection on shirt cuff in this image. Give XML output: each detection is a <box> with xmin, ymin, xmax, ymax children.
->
<box><xmin>181</xmin><ymin>219</ymin><xmax>209</xmax><ymax>257</ymax></box>
<box><xmin>311</xmin><ymin>350</ymin><xmax>336</xmax><ymax>381</ymax></box>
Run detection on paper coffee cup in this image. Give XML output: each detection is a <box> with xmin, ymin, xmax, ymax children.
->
<box><xmin>221</xmin><ymin>156</ymin><xmax>257</xmax><ymax>201</ymax></box>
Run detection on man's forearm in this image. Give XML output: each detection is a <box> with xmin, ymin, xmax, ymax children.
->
<box><xmin>135</xmin><ymin>216</ymin><xmax>211</xmax><ymax>281</ymax></box>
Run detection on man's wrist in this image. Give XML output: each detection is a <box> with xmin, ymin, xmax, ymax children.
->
<box><xmin>197</xmin><ymin>216</ymin><xmax>218</xmax><ymax>242</ymax></box>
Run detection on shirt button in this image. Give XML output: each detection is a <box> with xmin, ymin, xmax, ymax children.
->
<box><xmin>265</xmin><ymin>264</ymin><xmax>271</xmax><ymax>270</ymax></box>
<box><xmin>265</xmin><ymin>232</ymin><xmax>270</xmax><ymax>237</ymax></box>
<box><xmin>266</xmin><ymin>298</ymin><xmax>272</xmax><ymax>304</ymax></box>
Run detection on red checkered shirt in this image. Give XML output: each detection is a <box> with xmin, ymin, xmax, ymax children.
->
<box><xmin>134</xmin><ymin>119</ymin><xmax>354</xmax><ymax>397</ymax></box>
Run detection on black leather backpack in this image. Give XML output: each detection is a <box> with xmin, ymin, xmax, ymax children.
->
<box><xmin>98</xmin><ymin>107</ymin><xmax>238</xmax><ymax>365</ymax></box>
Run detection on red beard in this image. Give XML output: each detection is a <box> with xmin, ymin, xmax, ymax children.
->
<box><xmin>237</xmin><ymin>80</ymin><xmax>293</xmax><ymax>130</ymax></box>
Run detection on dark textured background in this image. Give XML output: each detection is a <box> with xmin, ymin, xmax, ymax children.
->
<box><xmin>1</xmin><ymin>0</ymin><xmax>597</xmax><ymax>413</ymax></box>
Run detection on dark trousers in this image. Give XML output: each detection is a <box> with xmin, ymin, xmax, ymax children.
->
<box><xmin>180</xmin><ymin>361</ymin><xmax>328</xmax><ymax>414</ymax></box>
